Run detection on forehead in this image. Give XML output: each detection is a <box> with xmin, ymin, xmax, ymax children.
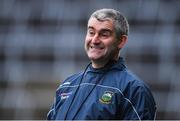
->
<box><xmin>88</xmin><ymin>17</ymin><xmax>114</xmax><ymax>31</ymax></box>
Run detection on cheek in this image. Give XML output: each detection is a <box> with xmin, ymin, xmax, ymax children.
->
<box><xmin>85</xmin><ymin>37</ymin><xmax>90</xmax><ymax>49</ymax></box>
<box><xmin>105</xmin><ymin>41</ymin><xmax>118</xmax><ymax>51</ymax></box>
<box><xmin>85</xmin><ymin>36</ymin><xmax>91</xmax><ymax>45</ymax></box>
<box><xmin>104</xmin><ymin>40</ymin><xmax>115</xmax><ymax>48</ymax></box>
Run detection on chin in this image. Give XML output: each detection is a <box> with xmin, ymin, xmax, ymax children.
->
<box><xmin>89</xmin><ymin>56</ymin><xmax>107</xmax><ymax>64</ymax></box>
<box><xmin>88</xmin><ymin>55</ymin><xmax>100</xmax><ymax>60</ymax></box>
<box><xmin>88</xmin><ymin>56</ymin><xmax>99</xmax><ymax>60</ymax></box>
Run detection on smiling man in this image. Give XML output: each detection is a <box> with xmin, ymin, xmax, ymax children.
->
<box><xmin>85</xmin><ymin>17</ymin><xmax>121</xmax><ymax>68</ymax></box>
<box><xmin>47</xmin><ymin>8</ymin><xmax>157</xmax><ymax>120</ymax></box>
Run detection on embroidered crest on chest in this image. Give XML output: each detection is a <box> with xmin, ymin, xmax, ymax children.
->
<box><xmin>99</xmin><ymin>91</ymin><xmax>114</xmax><ymax>104</ymax></box>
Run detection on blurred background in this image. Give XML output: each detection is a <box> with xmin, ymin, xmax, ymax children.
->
<box><xmin>0</xmin><ymin>0</ymin><xmax>180</xmax><ymax>119</ymax></box>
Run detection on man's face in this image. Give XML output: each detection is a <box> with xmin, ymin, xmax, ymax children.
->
<box><xmin>85</xmin><ymin>17</ymin><xmax>119</xmax><ymax>64</ymax></box>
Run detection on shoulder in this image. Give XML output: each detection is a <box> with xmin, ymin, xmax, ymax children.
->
<box><xmin>64</xmin><ymin>71</ymin><xmax>83</xmax><ymax>82</ymax></box>
<box><xmin>58</xmin><ymin>71</ymin><xmax>84</xmax><ymax>88</ymax></box>
<box><xmin>117</xmin><ymin>68</ymin><xmax>146</xmax><ymax>87</ymax></box>
<box><xmin>112</xmin><ymin>68</ymin><xmax>153</xmax><ymax>97</ymax></box>
<box><xmin>104</xmin><ymin>68</ymin><xmax>151</xmax><ymax>96</ymax></box>
<box><xmin>122</xmin><ymin>71</ymin><xmax>156</xmax><ymax>120</ymax></box>
<box><xmin>119</xmin><ymin>69</ymin><xmax>155</xmax><ymax>103</ymax></box>
<box><xmin>122</xmin><ymin>69</ymin><xmax>151</xmax><ymax>91</ymax></box>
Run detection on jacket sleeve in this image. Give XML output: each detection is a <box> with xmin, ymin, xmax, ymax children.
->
<box><xmin>121</xmin><ymin>81</ymin><xmax>157</xmax><ymax>120</ymax></box>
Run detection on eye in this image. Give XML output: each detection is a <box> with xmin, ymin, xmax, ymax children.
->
<box><xmin>102</xmin><ymin>32</ymin><xmax>109</xmax><ymax>36</ymax></box>
<box><xmin>88</xmin><ymin>29</ymin><xmax>95</xmax><ymax>36</ymax></box>
<box><xmin>100</xmin><ymin>31</ymin><xmax>111</xmax><ymax>38</ymax></box>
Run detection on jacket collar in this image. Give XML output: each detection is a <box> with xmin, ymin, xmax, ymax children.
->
<box><xmin>86</xmin><ymin>57</ymin><xmax>126</xmax><ymax>74</ymax></box>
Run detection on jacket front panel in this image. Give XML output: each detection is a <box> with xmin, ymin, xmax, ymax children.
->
<box><xmin>55</xmin><ymin>82</ymin><xmax>126</xmax><ymax>120</ymax></box>
<box><xmin>47</xmin><ymin>58</ymin><xmax>156</xmax><ymax>120</ymax></box>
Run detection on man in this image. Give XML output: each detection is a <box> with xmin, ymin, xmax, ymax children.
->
<box><xmin>47</xmin><ymin>8</ymin><xmax>156</xmax><ymax>120</ymax></box>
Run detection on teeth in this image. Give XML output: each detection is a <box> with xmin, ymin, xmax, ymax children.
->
<box><xmin>90</xmin><ymin>46</ymin><xmax>101</xmax><ymax>49</ymax></box>
<box><xmin>90</xmin><ymin>45</ymin><xmax>103</xmax><ymax>49</ymax></box>
<box><xmin>90</xmin><ymin>46</ymin><xmax>93</xmax><ymax>48</ymax></box>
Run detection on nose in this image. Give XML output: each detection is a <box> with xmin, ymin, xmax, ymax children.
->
<box><xmin>91</xmin><ymin>34</ymin><xmax>100</xmax><ymax>44</ymax></box>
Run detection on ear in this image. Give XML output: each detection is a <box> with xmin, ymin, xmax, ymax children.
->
<box><xmin>117</xmin><ymin>35</ymin><xmax>128</xmax><ymax>49</ymax></box>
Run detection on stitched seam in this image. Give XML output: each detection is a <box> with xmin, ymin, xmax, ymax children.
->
<box><xmin>47</xmin><ymin>109</ymin><xmax>54</xmax><ymax>118</ymax></box>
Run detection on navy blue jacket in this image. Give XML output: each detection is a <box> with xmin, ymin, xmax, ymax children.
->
<box><xmin>47</xmin><ymin>57</ymin><xmax>156</xmax><ymax>120</ymax></box>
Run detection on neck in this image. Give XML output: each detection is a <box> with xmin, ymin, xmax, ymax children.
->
<box><xmin>91</xmin><ymin>55</ymin><xmax>119</xmax><ymax>69</ymax></box>
<box><xmin>91</xmin><ymin>60</ymin><xmax>107</xmax><ymax>69</ymax></box>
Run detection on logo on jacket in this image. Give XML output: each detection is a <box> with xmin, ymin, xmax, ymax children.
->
<box><xmin>60</xmin><ymin>81</ymin><xmax>71</xmax><ymax>87</ymax></box>
<box><xmin>99</xmin><ymin>91</ymin><xmax>114</xmax><ymax>104</ymax></box>
<box><xmin>60</xmin><ymin>92</ymin><xmax>72</xmax><ymax>100</ymax></box>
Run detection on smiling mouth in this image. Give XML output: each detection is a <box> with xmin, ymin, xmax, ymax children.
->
<box><xmin>90</xmin><ymin>45</ymin><xmax>104</xmax><ymax>50</ymax></box>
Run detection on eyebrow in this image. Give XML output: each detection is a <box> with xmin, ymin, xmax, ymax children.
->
<box><xmin>88</xmin><ymin>26</ymin><xmax>94</xmax><ymax>30</ymax></box>
<box><xmin>88</xmin><ymin>26</ymin><xmax>113</xmax><ymax>33</ymax></box>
